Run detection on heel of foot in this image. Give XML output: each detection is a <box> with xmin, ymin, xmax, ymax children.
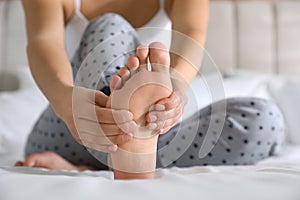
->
<box><xmin>114</xmin><ymin>170</ymin><xmax>155</xmax><ymax>180</ymax></box>
<box><xmin>110</xmin><ymin>135</ymin><xmax>158</xmax><ymax>176</ymax></box>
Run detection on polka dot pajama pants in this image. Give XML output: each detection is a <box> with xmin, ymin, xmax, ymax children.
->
<box><xmin>25</xmin><ymin>13</ymin><xmax>285</xmax><ymax>169</ymax></box>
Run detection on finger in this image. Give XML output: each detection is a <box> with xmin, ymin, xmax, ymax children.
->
<box><xmin>150</xmin><ymin>93</ymin><xmax>180</xmax><ymax>112</ymax></box>
<box><xmin>114</xmin><ymin>133</ymin><xmax>133</xmax><ymax>145</ymax></box>
<box><xmin>107</xmin><ymin>145</ymin><xmax>118</xmax><ymax>153</ymax></box>
<box><xmin>75</xmin><ymin>132</ymin><xmax>133</xmax><ymax>146</ymax></box>
<box><xmin>94</xmin><ymin>90</ymin><xmax>109</xmax><ymax>107</ymax></box>
<box><xmin>117</xmin><ymin>120</ymin><xmax>138</xmax><ymax>133</ymax></box>
<box><xmin>82</xmin><ymin>142</ymin><xmax>121</xmax><ymax>153</ymax></box>
<box><xmin>75</xmin><ymin>120</ymin><xmax>136</xmax><ymax>137</ymax></box>
<box><xmin>73</xmin><ymin>87</ymin><xmax>108</xmax><ymax>107</ymax></box>
<box><xmin>76</xmin><ymin>105</ymin><xmax>134</xmax><ymax>124</ymax></box>
<box><xmin>94</xmin><ymin>107</ymin><xmax>134</xmax><ymax>124</ymax></box>
<box><xmin>162</xmin><ymin>92</ymin><xmax>188</xmax><ymax>110</ymax></box>
<box><xmin>157</xmin><ymin>117</ymin><xmax>179</xmax><ymax>129</ymax></box>
<box><xmin>97</xmin><ymin>107</ymin><xmax>133</xmax><ymax>124</ymax></box>
<box><xmin>147</xmin><ymin>112</ymin><xmax>181</xmax><ymax>131</ymax></box>
<box><xmin>162</xmin><ymin>92</ymin><xmax>181</xmax><ymax>110</ymax></box>
<box><xmin>146</xmin><ymin>106</ymin><xmax>181</xmax><ymax>123</ymax></box>
<box><xmin>157</xmin><ymin>126</ymin><xmax>172</xmax><ymax>135</ymax></box>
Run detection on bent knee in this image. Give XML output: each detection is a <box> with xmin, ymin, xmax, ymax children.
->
<box><xmin>222</xmin><ymin>97</ymin><xmax>285</xmax><ymax>150</ymax></box>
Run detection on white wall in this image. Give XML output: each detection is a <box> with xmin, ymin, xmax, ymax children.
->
<box><xmin>0</xmin><ymin>1</ymin><xmax>5</xmax><ymax>71</ymax></box>
<box><xmin>1</xmin><ymin>0</ymin><xmax>300</xmax><ymax>75</ymax></box>
<box><xmin>5</xmin><ymin>0</ymin><xmax>28</xmax><ymax>71</ymax></box>
<box><xmin>277</xmin><ymin>1</ymin><xmax>300</xmax><ymax>75</ymax></box>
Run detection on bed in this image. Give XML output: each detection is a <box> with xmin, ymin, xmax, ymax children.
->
<box><xmin>1</xmin><ymin>0</ymin><xmax>300</xmax><ymax>200</ymax></box>
<box><xmin>0</xmin><ymin>68</ymin><xmax>300</xmax><ymax>200</ymax></box>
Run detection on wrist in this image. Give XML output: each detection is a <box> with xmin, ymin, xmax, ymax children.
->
<box><xmin>171</xmin><ymin>75</ymin><xmax>188</xmax><ymax>94</ymax></box>
<box><xmin>50</xmin><ymin>84</ymin><xmax>74</xmax><ymax>120</ymax></box>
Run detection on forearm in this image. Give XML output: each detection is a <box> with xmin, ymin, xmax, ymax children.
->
<box><xmin>169</xmin><ymin>0</ymin><xmax>209</xmax><ymax>91</ymax></box>
<box><xmin>170</xmin><ymin>30</ymin><xmax>206</xmax><ymax>91</ymax></box>
<box><xmin>27</xmin><ymin>39</ymin><xmax>73</xmax><ymax>117</ymax></box>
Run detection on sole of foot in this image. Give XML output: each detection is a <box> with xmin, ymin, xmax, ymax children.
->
<box><xmin>107</xmin><ymin>42</ymin><xmax>172</xmax><ymax>179</ymax></box>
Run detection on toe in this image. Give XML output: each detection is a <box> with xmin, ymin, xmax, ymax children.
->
<box><xmin>15</xmin><ymin>161</ymin><xmax>24</xmax><ymax>167</ymax></box>
<box><xmin>23</xmin><ymin>154</ymin><xmax>41</xmax><ymax>167</ymax></box>
<box><xmin>110</xmin><ymin>67</ymin><xmax>130</xmax><ymax>91</ymax></box>
<box><xmin>110</xmin><ymin>75</ymin><xmax>122</xmax><ymax>91</ymax></box>
<box><xmin>126</xmin><ymin>56</ymin><xmax>140</xmax><ymax>75</ymax></box>
<box><xmin>136</xmin><ymin>45</ymin><xmax>149</xmax><ymax>70</ymax></box>
<box><xmin>22</xmin><ymin>152</ymin><xmax>78</xmax><ymax>170</ymax></box>
<box><xmin>149</xmin><ymin>42</ymin><xmax>170</xmax><ymax>72</ymax></box>
<box><xmin>118</xmin><ymin>67</ymin><xmax>130</xmax><ymax>84</ymax></box>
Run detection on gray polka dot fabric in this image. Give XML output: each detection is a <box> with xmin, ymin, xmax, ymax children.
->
<box><xmin>25</xmin><ymin>13</ymin><xmax>285</xmax><ymax>170</ymax></box>
<box><xmin>156</xmin><ymin>97</ymin><xmax>285</xmax><ymax>167</ymax></box>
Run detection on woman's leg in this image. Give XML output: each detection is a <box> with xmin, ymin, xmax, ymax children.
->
<box><xmin>157</xmin><ymin>97</ymin><xmax>285</xmax><ymax>167</ymax></box>
<box><xmin>24</xmin><ymin>13</ymin><xmax>140</xmax><ymax>170</ymax></box>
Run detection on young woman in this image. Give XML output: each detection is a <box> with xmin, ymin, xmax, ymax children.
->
<box><xmin>16</xmin><ymin>0</ymin><xmax>285</xmax><ymax>179</ymax></box>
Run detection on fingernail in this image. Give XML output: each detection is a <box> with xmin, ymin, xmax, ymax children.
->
<box><xmin>148</xmin><ymin>123</ymin><xmax>157</xmax><ymax>130</ymax></box>
<box><xmin>149</xmin><ymin>115</ymin><xmax>157</xmax><ymax>122</ymax></box>
<box><xmin>129</xmin><ymin>122</ymin><xmax>137</xmax><ymax>133</ymax></box>
<box><xmin>124</xmin><ymin>133</ymin><xmax>133</xmax><ymax>142</ymax></box>
<box><xmin>124</xmin><ymin>112</ymin><xmax>133</xmax><ymax>121</ymax></box>
<box><xmin>128</xmin><ymin>112</ymin><xmax>133</xmax><ymax>119</ymax></box>
<box><xmin>108</xmin><ymin>145</ymin><xmax>118</xmax><ymax>152</ymax></box>
<box><xmin>149</xmin><ymin>105</ymin><xmax>155</xmax><ymax>111</ymax></box>
<box><xmin>155</xmin><ymin>104</ymin><xmax>165</xmax><ymax>111</ymax></box>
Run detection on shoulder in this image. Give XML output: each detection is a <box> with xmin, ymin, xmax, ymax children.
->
<box><xmin>165</xmin><ymin>0</ymin><xmax>175</xmax><ymax>16</ymax></box>
<box><xmin>22</xmin><ymin>0</ymin><xmax>75</xmax><ymax>24</ymax></box>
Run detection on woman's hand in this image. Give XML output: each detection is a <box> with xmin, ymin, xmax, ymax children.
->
<box><xmin>56</xmin><ymin>86</ymin><xmax>136</xmax><ymax>153</ymax></box>
<box><xmin>146</xmin><ymin>90</ymin><xmax>188</xmax><ymax>134</ymax></box>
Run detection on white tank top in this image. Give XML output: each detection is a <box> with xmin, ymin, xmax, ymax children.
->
<box><xmin>65</xmin><ymin>0</ymin><xmax>172</xmax><ymax>60</ymax></box>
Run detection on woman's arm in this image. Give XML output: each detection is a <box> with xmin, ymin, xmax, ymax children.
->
<box><xmin>22</xmin><ymin>0</ymin><xmax>135</xmax><ymax>152</ymax></box>
<box><xmin>146</xmin><ymin>0</ymin><xmax>209</xmax><ymax>133</ymax></box>
<box><xmin>23</xmin><ymin>0</ymin><xmax>73</xmax><ymax>117</ymax></box>
<box><xmin>169</xmin><ymin>0</ymin><xmax>209</xmax><ymax>88</ymax></box>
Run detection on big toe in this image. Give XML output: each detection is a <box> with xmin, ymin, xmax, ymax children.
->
<box><xmin>149</xmin><ymin>42</ymin><xmax>170</xmax><ymax>72</ymax></box>
<box><xmin>23</xmin><ymin>152</ymin><xmax>76</xmax><ymax>170</ymax></box>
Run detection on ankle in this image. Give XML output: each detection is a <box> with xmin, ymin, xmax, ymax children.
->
<box><xmin>110</xmin><ymin>135</ymin><xmax>158</xmax><ymax>176</ymax></box>
<box><xmin>114</xmin><ymin>170</ymin><xmax>155</xmax><ymax>180</ymax></box>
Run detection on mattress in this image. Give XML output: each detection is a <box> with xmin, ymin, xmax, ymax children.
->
<box><xmin>0</xmin><ymin>68</ymin><xmax>300</xmax><ymax>200</ymax></box>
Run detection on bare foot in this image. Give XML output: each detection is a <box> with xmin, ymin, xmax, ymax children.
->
<box><xmin>15</xmin><ymin>151</ymin><xmax>95</xmax><ymax>171</ymax></box>
<box><xmin>107</xmin><ymin>42</ymin><xmax>172</xmax><ymax>179</ymax></box>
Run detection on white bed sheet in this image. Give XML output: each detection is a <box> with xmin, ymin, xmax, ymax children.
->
<box><xmin>0</xmin><ymin>144</ymin><xmax>300</xmax><ymax>200</ymax></box>
<box><xmin>1</xmin><ymin>69</ymin><xmax>300</xmax><ymax>200</ymax></box>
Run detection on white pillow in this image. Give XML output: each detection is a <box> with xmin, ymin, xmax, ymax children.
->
<box><xmin>268</xmin><ymin>77</ymin><xmax>300</xmax><ymax>144</ymax></box>
<box><xmin>0</xmin><ymin>68</ymin><xmax>48</xmax><ymax>165</ymax></box>
<box><xmin>184</xmin><ymin>71</ymin><xmax>273</xmax><ymax>120</ymax></box>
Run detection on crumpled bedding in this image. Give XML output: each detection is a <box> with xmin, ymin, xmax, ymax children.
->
<box><xmin>1</xmin><ymin>144</ymin><xmax>300</xmax><ymax>200</ymax></box>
